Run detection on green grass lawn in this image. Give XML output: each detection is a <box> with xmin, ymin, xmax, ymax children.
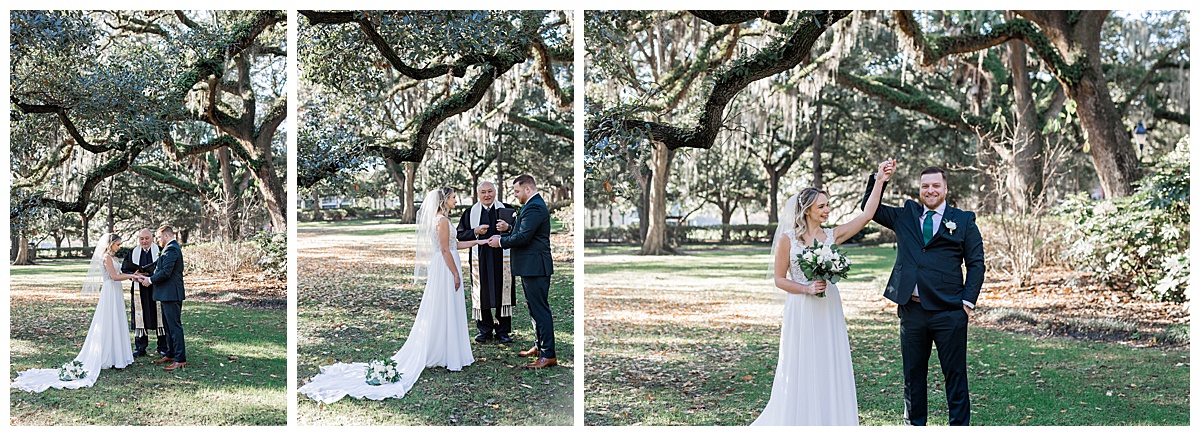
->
<box><xmin>296</xmin><ymin>220</ymin><xmax>574</xmax><ymax>425</ymax></box>
<box><xmin>584</xmin><ymin>243</ymin><xmax>1190</xmax><ymax>426</ymax></box>
<box><xmin>10</xmin><ymin>260</ymin><xmax>286</xmax><ymax>426</ymax></box>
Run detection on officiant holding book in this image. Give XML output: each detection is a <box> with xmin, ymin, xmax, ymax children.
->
<box><xmin>121</xmin><ymin>228</ymin><xmax>168</xmax><ymax>357</ymax></box>
<box><xmin>456</xmin><ymin>181</ymin><xmax>517</xmax><ymax>344</ymax></box>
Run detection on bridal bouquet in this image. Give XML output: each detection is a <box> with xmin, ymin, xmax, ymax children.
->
<box><xmin>796</xmin><ymin>239</ymin><xmax>852</xmax><ymax>298</ymax></box>
<box><xmin>365</xmin><ymin>359</ymin><xmax>402</xmax><ymax>386</ymax></box>
<box><xmin>58</xmin><ymin>360</ymin><xmax>87</xmax><ymax>381</ymax></box>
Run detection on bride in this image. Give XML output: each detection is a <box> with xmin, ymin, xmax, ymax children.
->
<box><xmin>12</xmin><ymin>233</ymin><xmax>142</xmax><ymax>392</ymax></box>
<box><xmin>752</xmin><ymin>159</ymin><xmax>893</xmax><ymax>426</ymax></box>
<box><xmin>300</xmin><ymin>187</ymin><xmax>487</xmax><ymax>403</ymax></box>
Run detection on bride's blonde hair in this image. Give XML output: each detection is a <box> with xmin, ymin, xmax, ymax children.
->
<box><xmin>792</xmin><ymin>187</ymin><xmax>828</xmax><ymax>237</ymax></box>
<box><xmin>435</xmin><ymin>187</ymin><xmax>456</xmax><ymax>216</ymax></box>
<box><xmin>102</xmin><ymin>233</ymin><xmax>121</xmax><ymax>256</ymax></box>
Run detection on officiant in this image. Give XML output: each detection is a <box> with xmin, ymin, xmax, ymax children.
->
<box><xmin>121</xmin><ymin>228</ymin><xmax>167</xmax><ymax>357</ymax></box>
<box><xmin>456</xmin><ymin>181</ymin><xmax>516</xmax><ymax>344</ymax></box>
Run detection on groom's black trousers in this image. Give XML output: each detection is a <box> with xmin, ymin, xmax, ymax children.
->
<box><xmin>520</xmin><ymin>276</ymin><xmax>554</xmax><ymax>359</ymax></box>
<box><xmin>899</xmin><ymin>300</ymin><xmax>970</xmax><ymax>426</ymax></box>
<box><xmin>160</xmin><ymin>301</ymin><xmax>186</xmax><ymax>363</ymax></box>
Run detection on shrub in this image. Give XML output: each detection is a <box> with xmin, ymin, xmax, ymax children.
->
<box><xmin>184</xmin><ymin>241</ymin><xmax>262</xmax><ymax>277</ymax></box>
<box><xmin>252</xmin><ymin>231</ymin><xmax>287</xmax><ymax>280</ymax></box>
<box><xmin>551</xmin><ymin>203</ymin><xmax>575</xmax><ymax>236</ymax></box>
<box><xmin>1054</xmin><ymin>137</ymin><xmax>1190</xmax><ymax>302</ymax></box>
<box><xmin>977</xmin><ymin>214</ymin><xmax>1066</xmax><ymax>286</ymax></box>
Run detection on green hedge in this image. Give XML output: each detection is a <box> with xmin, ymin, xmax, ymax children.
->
<box><xmin>585</xmin><ymin>222</ymin><xmax>889</xmax><ymax>245</ymax></box>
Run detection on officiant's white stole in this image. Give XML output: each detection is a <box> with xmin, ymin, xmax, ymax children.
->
<box><xmin>470</xmin><ymin>201</ymin><xmax>514</xmax><ymax>320</ymax></box>
<box><xmin>130</xmin><ymin>245</ymin><xmax>165</xmax><ymax>337</ymax></box>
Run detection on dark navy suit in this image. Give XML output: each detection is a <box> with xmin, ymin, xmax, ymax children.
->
<box><xmin>862</xmin><ymin>174</ymin><xmax>985</xmax><ymax>425</ymax></box>
<box><xmin>499</xmin><ymin>193</ymin><xmax>555</xmax><ymax>359</ymax></box>
<box><xmin>148</xmin><ymin>240</ymin><xmax>187</xmax><ymax>363</ymax></box>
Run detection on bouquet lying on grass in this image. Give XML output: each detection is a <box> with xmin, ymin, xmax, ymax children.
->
<box><xmin>365</xmin><ymin>359</ymin><xmax>402</xmax><ymax>386</ymax></box>
<box><xmin>796</xmin><ymin>239</ymin><xmax>852</xmax><ymax>298</ymax></box>
<box><xmin>59</xmin><ymin>360</ymin><xmax>87</xmax><ymax>381</ymax></box>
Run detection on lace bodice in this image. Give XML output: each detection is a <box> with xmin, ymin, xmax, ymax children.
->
<box><xmin>785</xmin><ymin>228</ymin><xmax>835</xmax><ymax>285</ymax></box>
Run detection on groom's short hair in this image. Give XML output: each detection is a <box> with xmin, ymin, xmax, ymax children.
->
<box><xmin>157</xmin><ymin>224</ymin><xmax>175</xmax><ymax>237</ymax></box>
<box><xmin>920</xmin><ymin>166</ymin><xmax>947</xmax><ymax>184</ymax></box>
<box><xmin>513</xmin><ymin>174</ymin><xmax>536</xmax><ymax>189</ymax></box>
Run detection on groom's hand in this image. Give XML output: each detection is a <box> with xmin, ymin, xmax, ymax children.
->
<box><xmin>487</xmin><ymin>235</ymin><xmax>502</xmax><ymax>247</ymax></box>
<box><xmin>963</xmin><ymin>305</ymin><xmax>973</xmax><ymax>318</ymax></box>
<box><xmin>495</xmin><ymin>220</ymin><xmax>510</xmax><ymax>232</ymax></box>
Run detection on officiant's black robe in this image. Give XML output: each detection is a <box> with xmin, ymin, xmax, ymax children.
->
<box><xmin>457</xmin><ymin>205</ymin><xmax>514</xmax><ymax>337</ymax></box>
<box><xmin>122</xmin><ymin>249</ymin><xmax>167</xmax><ymax>356</ymax></box>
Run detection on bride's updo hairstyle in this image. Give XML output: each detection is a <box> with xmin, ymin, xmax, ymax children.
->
<box><xmin>792</xmin><ymin>187</ymin><xmax>829</xmax><ymax>237</ymax></box>
<box><xmin>435</xmin><ymin>187</ymin><xmax>456</xmax><ymax>216</ymax></box>
<box><xmin>103</xmin><ymin>233</ymin><xmax>122</xmax><ymax>255</ymax></box>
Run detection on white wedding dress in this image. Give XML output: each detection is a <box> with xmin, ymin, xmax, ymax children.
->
<box><xmin>299</xmin><ymin>215</ymin><xmax>473</xmax><ymax>403</ymax></box>
<box><xmin>12</xmin><ymin>258</ymin><xmax>134</xmax><ymax>392</ymax></box>
<box><xmin>752</xmin><ymin>228</ymin><xmax>859</xmax><ymax>425</ymax></box>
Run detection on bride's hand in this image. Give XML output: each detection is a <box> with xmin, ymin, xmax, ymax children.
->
<box><xmin>454</xmin><ymin>275</ymin><xmax>462</xmax><ymax>290</ymax></box>
<box><xmin>809</xmin><ymin>280</ymin><xmax>827</xmax><ymax>295</ymax></box>
<box><xmin>876</xmin><ymin>159</ymin><xmax>895</xmax><ymax>182</ymax></box>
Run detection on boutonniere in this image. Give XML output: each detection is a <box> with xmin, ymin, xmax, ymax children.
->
<box><xmin>945</xmin><ymin>220</ymin><xmax>958</xmax><ymax>234</ymax></box>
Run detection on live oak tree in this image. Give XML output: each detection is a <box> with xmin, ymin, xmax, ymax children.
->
<box><xmin>586</xmin><ymin>10</ymin><xmax>852</xmax><ymax>254</ymax></box>
<box><xmin>10</xmin><ymin>10</ymin><xmax>289</xmax><ymax>250</ymax></box>
<box><xmin>297</xmin><ymin>10</ymin><xmax>573</xmax><ymax>221</ymax></box>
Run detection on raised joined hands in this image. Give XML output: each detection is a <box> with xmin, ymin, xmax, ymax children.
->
<box><xmin>876</xmin><ymin>158</ymin><xmax>897</xmax><ymax>183</ymax></box>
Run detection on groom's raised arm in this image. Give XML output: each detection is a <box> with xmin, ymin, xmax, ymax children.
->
<box><xmin>860</xmin><ymin>173</ymin><xmax>898</xmax><ymax>229</ymax></box>
<box><xmin>499</xmin><ymin>203</ymin><xmax>546</xmax><ymax>249</ymax></box>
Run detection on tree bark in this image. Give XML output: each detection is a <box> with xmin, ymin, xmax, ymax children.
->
<box><xmin>641</xmin><ymin>142</ymin><xmax>674</xmax><ymax>255</ymax></box>
<box><xmin>1005</xmin><ymin>37</ymin><xmax>1045</xmax><ymax>211</ymax></box>
<box><xmin>218</xmin><ymin>147</ymin><xmax>237</xmax><ymax>239</ymax></box>
<box><xmin>812</xmin><ymin>103</ymin><xmax>825</xmax><ymax>189</ymax></box>
<box><xmin>402</xmin><ymin>162</ymin><xmax>416</xmax><ymax>223</ymax></box>
<box><xmin>13</xmin><ymin>236</ymin><xmax>34</xmax><ymax>265</ymax></box>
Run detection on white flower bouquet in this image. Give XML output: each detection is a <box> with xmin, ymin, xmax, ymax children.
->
<box><xmin>58</xmin><ymin>360</ymin><xmax>87</xmax><ymax>381</ymax></box>
<box><xmin>365</xmin><ymin>359</ymin><xmax>402</xmax><ymax>386</ymax></box>
<box><xmin>796</xmin><ymin>239</ymin><xmax>853</xmax><ymax>298</ymax></box>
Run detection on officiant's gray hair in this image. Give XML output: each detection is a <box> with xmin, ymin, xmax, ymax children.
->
<box><xmin>793</xmin><ymin>187</ymin><xmax>829</xmax><ymax>236</ymax></box>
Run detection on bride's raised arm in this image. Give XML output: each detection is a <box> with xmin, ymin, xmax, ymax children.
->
<box><xmin>103</xmin><ymin>254</ymin><xmax>140</xmax><ymax>281</ymax></box>
<box><xmin>833</xmin><ymin>159</ymin><xmax>893</xmax><ymax>244</ymax></box>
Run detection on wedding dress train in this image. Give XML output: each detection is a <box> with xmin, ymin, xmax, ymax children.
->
<box><xmin>12</xmin><ymin>258</ymin><xmax>134</xmax><ymax>392</ymax></box>
<box><xmin>299</xmin><ymin>215</ymin><xmax>473</xmax><ymax>403</ymax></box>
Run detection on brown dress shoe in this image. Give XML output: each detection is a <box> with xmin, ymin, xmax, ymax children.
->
<box><xmin>517</xmin><ymin>346</ymin><xmax>539</xmax><ymax>358</ymax></box>
<box><xmin>154</xmin><ymin>357</ymin><xmax>174</xmax><ymax>364</ymax></box>
<box><xmin>524</xmin><ymin>357</ymin><xmax>557</xmax><ymax>369</ymax></box>
<box><xmin>164</xmin><ymin>362</ymin><xmax>187</xmax><ymax>371</ymax></box>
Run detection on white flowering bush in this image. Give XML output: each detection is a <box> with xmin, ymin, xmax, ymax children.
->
<box><xmin>58</xmin><ymin>360</ymin><xmax>86</xmax><ymax>381</ymax></box>
<box><xmin>365</xmin><ymin>359</ymin><xmax>401</xmax><ymax>386</ymax></box>
<box><xmin>1054</xmin><ymin>137</ymin><xmax>1189</xmax><ymax>302</ymax></box>
<box><xmin>795</xmin><ymin>238</ymin><xmax>852</xmax><ymax>298</ymax></box>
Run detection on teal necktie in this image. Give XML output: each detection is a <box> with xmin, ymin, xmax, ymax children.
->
<box><xmin>922</xmin><ymin>210</ymin><xmax>936</xmax><ymax>244</ymax></box>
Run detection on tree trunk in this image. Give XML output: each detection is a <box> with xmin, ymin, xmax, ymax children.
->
<box><xmin>81</xmin><ymin>213</ymin><xmax>90</xmax><ymax>247</ymax></box>
<box><xmin>14</xmin><ymin>236</ymin><xmax>34</xmax><ymax>265</ymax></box>
<box><xmin>402</xmin><ymin>162</ymin><xmax>416</xmax><ymax>223</ymax></box>
<box><xmin>641</xmin><ymin>142</ymin><xmax>674</xmax><ymax>255</ymax></box>
<box><xmin>812</xmin><ymin>103</ymin><xmax>825</xmax><ymax>189</ymax></box>
<box><xmin>1006</xmin><ymin>39</ymin><xmax>1045</xmax><ymax>211</ymax></box>
<box><xmin>310</xmin><ymin>190</ymin><xmax>321</xmax><ymax>221</ymax></box>
<box><xmin>251</xmin><ymin>153</ymin><xmax>287</xmax><ymax>233</ymax></box>
<box><xmin>1069</xmin><ymin>76</ymin><xmax>1140</xmax><ymax>198</ymax></box>
<box><xmin>106</xmin><ymin>177</ymin><xmax>115</xmax><ymax>235</ymax></box>
<box><xmin>219</xmin><ymin>147</ymin><xmax>238</xmax><ymax>239</ymax></box>
<box><xmin>766</xmin><ymin>166</ymin><xmax>781</xmax><ymax>223</ymax></box>
<box><xmin>720</xmin><ymin>207</ymin><xmax>734</xmax><ymax>242</ymax></box>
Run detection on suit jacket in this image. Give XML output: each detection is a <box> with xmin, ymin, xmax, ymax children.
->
<box><xmin>147</xmin><ymin>241</ymin><xmax>186</xmax><ymax>302</ymax></box>
<box><xmin>861</xmin><ymin>175</ymin><xmax>985</xmax><ymax>311</ymax></box>
<box><xmin>499</xmin><ymin>193</ymin><xmax>553</xmax><ymax>277</ymax></box>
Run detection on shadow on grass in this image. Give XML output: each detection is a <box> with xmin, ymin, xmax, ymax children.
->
<box><xmin>297</xmin><ymin>222</ymin><xmax>574</xmax><ymax>425</ymax></box>
<box><xmin>584</xmin><ymin>246</ymin><xmax>1190</xmax><ymax>426</ymax></box>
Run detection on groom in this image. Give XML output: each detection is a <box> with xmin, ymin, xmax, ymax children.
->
<box><xmin>140</xmin><ymin>224</ymin><xmax>188</xmax><ymax>371</ymax></box>
<box><xmin>488</xmin><ymin>174</ymin><xmax>556</xmax><ymax>369</ymax></box>
<box><xmin>861</xmin><ymin>164</ymin><xmax>985</xmax><ymax>426</ymax></box>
